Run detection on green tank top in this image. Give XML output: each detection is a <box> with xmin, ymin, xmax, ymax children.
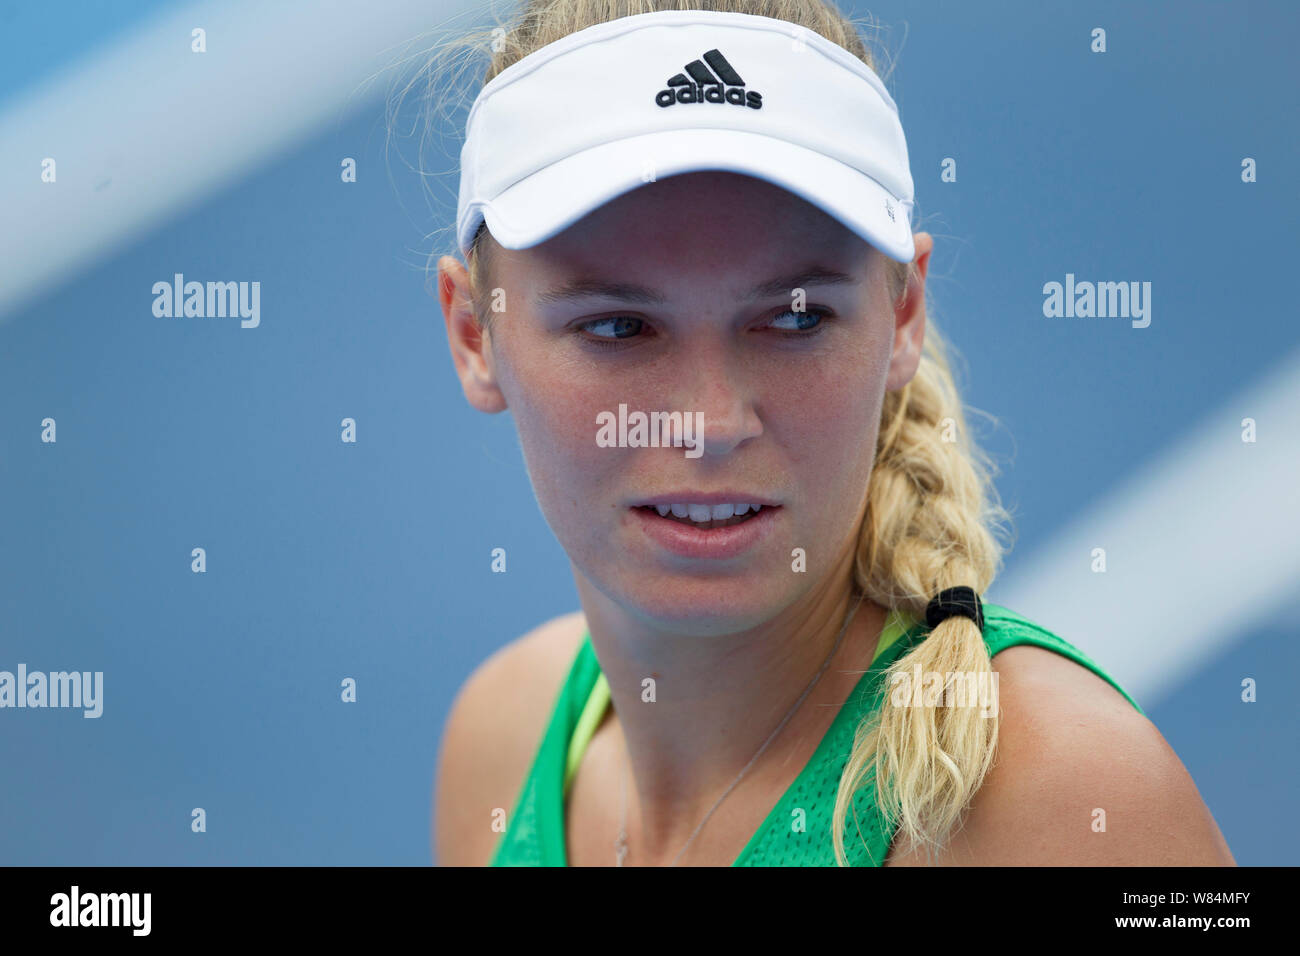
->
<box><xmin>489</xmin><ymin>602</ymin><xmax>1143</xmax><ymax>866</ymax></box>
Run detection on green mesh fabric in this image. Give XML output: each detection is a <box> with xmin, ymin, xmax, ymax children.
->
<box><xmin>489</xmin><ymin>602</ymin><xmax>1143</xmax><ymax>866</ymax></box>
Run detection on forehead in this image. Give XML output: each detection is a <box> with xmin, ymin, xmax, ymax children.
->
<box><xmin>496</xmin><ymin>170</ymin><xmax>876</xmax><ymax>295</ymax></box>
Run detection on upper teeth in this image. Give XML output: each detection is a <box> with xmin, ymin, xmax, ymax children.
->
<box><xmin>655</xmin><ymin>503</ymin><xmax>763</xmax><ymax>520</ymax></box>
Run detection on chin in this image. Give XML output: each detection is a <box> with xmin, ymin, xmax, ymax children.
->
<box><xmin>603</xmin><ymin>572</ymin><xmax>793</xmax><ymax>637</ymax></box>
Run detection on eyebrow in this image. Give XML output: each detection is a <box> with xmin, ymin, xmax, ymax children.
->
<box><xmin>535</xmin><ymin>266</ymin><xmax>860</xmax><ymax>305</ymax></box>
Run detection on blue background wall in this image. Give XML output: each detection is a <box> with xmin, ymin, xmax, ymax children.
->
<box><xmin>1</xmin><ymin>0</ymin><xmax>1295</xmax><ymax>864</ymax></box>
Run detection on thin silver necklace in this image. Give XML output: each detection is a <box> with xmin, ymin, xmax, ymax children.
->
<box><xmin>614</xmin><ymin>590</ymin><xmax>867</xmax><ymax>867</ymax></box>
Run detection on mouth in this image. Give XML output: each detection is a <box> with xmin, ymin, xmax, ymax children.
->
<box><xmin>629</xmin><ymin>500</ymin><xmax>782</xmax><ymax>560</ymax></box>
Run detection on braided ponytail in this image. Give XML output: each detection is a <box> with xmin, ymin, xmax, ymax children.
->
<box><xmin>832</xmin><ymin>271</ymin><xmax>1011</xmax><ymax>864</ymax></box>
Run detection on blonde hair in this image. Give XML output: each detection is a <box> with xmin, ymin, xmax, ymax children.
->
<box><xmin>396</xmin><ymin>0</ymin><xmax>1013</xmax><ymax>865</ymax></box>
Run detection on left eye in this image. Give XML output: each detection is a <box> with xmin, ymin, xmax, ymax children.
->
<box><xmin>580</xmin><ymin>316</ymin><xmax>644</xmax><ymax>339</ymax></box>
<box><xmin>767</xmin><ymin>307</ymin><xmax>830</xmax><ymax>332</ymax></box>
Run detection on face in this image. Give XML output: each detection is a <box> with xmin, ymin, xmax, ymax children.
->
<box><xmin>441</xmin><ymin>170</ymin><xmax>928</xmax><ymax>634</ymax></box>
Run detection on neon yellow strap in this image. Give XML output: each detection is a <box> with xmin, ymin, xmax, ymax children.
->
<box><xmin>563</xmin><ymin>673</ymin><xmax>611</xmax><ymax>797</ymax></box>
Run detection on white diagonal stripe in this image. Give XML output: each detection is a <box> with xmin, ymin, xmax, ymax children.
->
<box><xmin>990</xmin><ymin>345</ymin><xmax>1300</xmax><ymax>707</ymax></box>
<box><xmin>0</xmin><ymin>0</ymin><xmax>481</xmax><ymax>322</ymax></box>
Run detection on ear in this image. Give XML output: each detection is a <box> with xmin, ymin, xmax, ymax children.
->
<box><xmin>438</xmin><ymin>255</ymin><xmax>508</xmax><ymax>413</ymax></box>
<box><xmin>884</xmin><ymin>232</ymin><xmax>932</xmax><ymax>392</ymax></box>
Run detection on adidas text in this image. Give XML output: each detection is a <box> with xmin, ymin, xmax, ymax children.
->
<box><xmin>655</xmin><ymin>83</ymin><xmax>762</xmax><ymax>109</ymax></box>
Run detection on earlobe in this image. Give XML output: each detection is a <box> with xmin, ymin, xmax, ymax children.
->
<box><xmin>884</xmin><ymin>328</ymin><xmax>923</xmax><ymax>392</ymax></box>
<box><xmin>438</xmin><ymin>255</ymin><xmax>508</xmax><ymax>414</ymax></box>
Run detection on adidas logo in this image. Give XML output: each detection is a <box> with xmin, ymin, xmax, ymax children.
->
<box><xmin>654</xmin><ymin>48</ymin><xmax>763</xmax><ymax>110</ymax></box>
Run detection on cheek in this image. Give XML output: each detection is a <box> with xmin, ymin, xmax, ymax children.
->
<box><xmin>769</xmin><ymin>342</ymin><xmax>887</xmax><ymax>471</ymax></box>
<box><xmin>497</xmin><ymin>354</ymin><xmax>622</xmax><ymax>524</ymax></box>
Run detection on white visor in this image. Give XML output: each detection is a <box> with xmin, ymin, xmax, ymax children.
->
<box><xmin>456</xmin><ymin>9</ymin><xmax>916</xmax><ymax>262</ymax></box>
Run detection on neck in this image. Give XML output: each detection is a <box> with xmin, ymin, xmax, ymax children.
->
<box><xmin>573</xmin><ymin>555</ymin><xmax>888</xmax><ymax>863</ymax></box>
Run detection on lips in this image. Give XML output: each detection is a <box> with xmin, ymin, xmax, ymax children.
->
<box><xmin>630</xmin><ymin>502</ymin><xmax>781</xmax><ymax>559</ymax></box>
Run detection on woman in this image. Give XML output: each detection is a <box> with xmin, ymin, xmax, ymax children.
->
<box><xmin>427</xmin><ymin>1</ymin><xmax>1234</xmax><ymax>866</ymax></box>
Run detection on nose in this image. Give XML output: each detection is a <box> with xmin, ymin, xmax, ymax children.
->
<box><xmin>671</xmin><ymin>349</ymin><xmax>764</xmax><ymax>457</ymax></box>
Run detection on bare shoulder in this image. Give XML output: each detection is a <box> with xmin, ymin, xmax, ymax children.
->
<box><xmin>887</xmin><ymin>644</ymin><xmax>1236</xmax><ymax>866</ymax></box>
<box><xmin>433</xmin><ymin>610</ymin><xmax>588</xmax><ymax>866</ymax></box>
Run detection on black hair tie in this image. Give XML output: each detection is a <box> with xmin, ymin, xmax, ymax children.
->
<box><xmin>925</xmin><ymin>586</ymin><xmax>984</xmax><ymax>633</ymax></box>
